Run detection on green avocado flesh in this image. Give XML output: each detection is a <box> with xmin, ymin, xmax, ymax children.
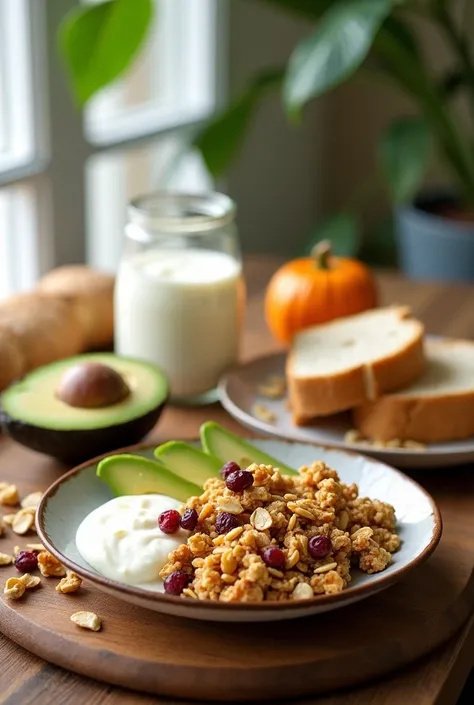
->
<box><xmin>96</xmin><ymin>423</ymin><xmax>297</xmax><ymax>500</ymax></box>
<box><xmin>154</xmin><ymin>441</ymin><xmax>222</xmax><ymax>486</ymax></box>
<box><xmin>1</xmin><ymin>353</ymin><xmax>168</xmax><ymax>431</ymax></box>
<box><xmin>200</xmin><ymin>422</ymin><xmax>297</xmax><ymax>475</ymax></box>
<box><xmin>97</xmin><ymin>455</ymin><xmax>201</xmax><ymax>502</ymax></box>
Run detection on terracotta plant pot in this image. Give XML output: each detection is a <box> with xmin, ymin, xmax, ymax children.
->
<box><xmin>395</xmin><ymin>191</ymin><xmax>474</xmax><ymax>282</ymax></box>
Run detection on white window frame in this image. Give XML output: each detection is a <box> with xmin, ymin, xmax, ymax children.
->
<box><xmin>0</xmin><ymin>0</ymin><xmax>227</xmax><ymax>295</ymax></box>
<box><xmin>0</xmin><ymin>0</ymin><xmax>48</xmax><ymax>182</ymax></box>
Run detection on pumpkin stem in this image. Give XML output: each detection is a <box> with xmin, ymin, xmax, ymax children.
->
<box><xmin>312</xmin><ymin>240</ymin><xmax>332</xmax><ymax>270</ymax></box>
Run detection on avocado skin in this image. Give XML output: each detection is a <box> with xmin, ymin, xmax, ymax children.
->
<box><xmin>0</xmin><ymin>403</ymin><xmax>165</xmax><ymax>465</ymax></box>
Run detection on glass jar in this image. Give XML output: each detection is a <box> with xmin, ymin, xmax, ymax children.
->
<box><xmin>114</xmin><ymin>191</ymin><xmax>245</xmax><ymax>405</ymax></box>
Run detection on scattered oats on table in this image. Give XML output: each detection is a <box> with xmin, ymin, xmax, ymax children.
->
<box><xmin>4</xmin><ymin>576</ymin><xmax>26</xmax><ymax>600</ymax></box>
<box><xmin>257</xmin><ymin>376</ymin><xmax>286</xmax><ymax>399</ymax></box>
<box><xmin>0</xmin><ymin>552</ymin><xmax>13</xmax><ymax>566</ymax></box>
<box><xmin>0</xmin><ymin>484</ymin><xmax>20</xmax><ymax>507</ymax></box>
<box><xmin>70</xmin><ymin>611</ymin><xmax>102</xmax><ymax>632</ymax></box>
<box><xmin>21</xmin><ymin>492</ymin><xmax>43</xmax><ymax>510</ymax></box>
<box><xmin>12</xmin><ymin>508</ymin><xmax>36</xmax><ymax>536</ymax></box>
<box><xmin>19</xmin><ymin>573</ymin><xmax>41</xmax><ymax>589</ymax></box>
<box><xmin>26</xmin><ymin>543</ymin><xmax>46</xmax><ymax>553</ymax></box>
<box><xmin>343</xmin><ymin>429</ymin><xmax>426</xmax><ymax>451</ymax></box>
<box><xmin>160</xmin><ymin>460</ymin><xmax>400</xmax><ymax>602</ymax></box>
<box><xmin>251</xmin><ymin>403</ymin><xmax>277</xmax><ymax>424</ymax></box>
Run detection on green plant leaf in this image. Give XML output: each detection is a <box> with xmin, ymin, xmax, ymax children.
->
<box><xmin>284</xmin><ymin>0</ymin><xmax>394</xmax><ymax>117</ymax></box>
<box><xmin>305</xmin><ymin>213</ymin><xmax>360</xmax><ymax>257</ymax></box>
<box><xmin>59</xmin><ymin>0</ymin><xmax>153</xmax><ymax>106</ymax></box>
<box><xmin>379</xmin><ymin>116</ymin><xmax>431</xmax><ymax>204</ymax></box>
<box><xmin>194</xmin><ymin>69</ymin><xmax>284</xmax><ymax>177</ymax></box>
<box><xmin>358</xmin><ymin>215</ymin><xmax>398</xmax><ymax>267</ymax></box>
<box><xmin>373</xmin><ymin>29</ymin><xmax>474</xmax><ymax>204</ymax></box>
<box><xmin>440</xmin><ymin>69</ymin><xmax>466</xmax><ymax>97</ymax></box>
<box><xmin>382</xmin><ymin>16</ymin><xmax>420</xmax><ymax>59</ymax></box>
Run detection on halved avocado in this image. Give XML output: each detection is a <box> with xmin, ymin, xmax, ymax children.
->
<box><xmin>154</xmin><ymin>441</ymin><xmax>222</xmax><ymax>485</ymax></box>
<box><xmin>200</xmin><ymin>422</ymin><xmax>297</xmax><ymax>475</ymax></box>
<box><xmin>0</xmin><ymin>353</ymin><xmax>168</xmax><ymax>464</ymax></box>
<box><xmin>97</xmin><ymin>454</ymin><xmax>201</xmax><ymax>502</ymax></box>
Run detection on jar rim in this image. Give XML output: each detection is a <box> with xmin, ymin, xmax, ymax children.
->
<box><xmin>128</xmin><ymin>191</ymin><xmax>236</xmax><ymax>235</ymax></box>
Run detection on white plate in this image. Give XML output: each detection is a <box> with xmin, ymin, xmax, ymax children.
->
<box><xmin>219</xmin><ymin>352</ymin><xmax>474</xmax><ymax>469</ymax></box>
<box><xmin>37</xmin><ymin>439</ymin><xmax>441</xmax><ymax>622</ymax></box>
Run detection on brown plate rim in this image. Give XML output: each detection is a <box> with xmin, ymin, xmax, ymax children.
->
<box><xmin>218</xmin><ymin>350</ymin><xmax>474</xmax><ymax>457</ymax></box>
<box><xmin>36</xmin><ymin>438</ymin><xmax>443</xmax><ymax>614</ymax></box>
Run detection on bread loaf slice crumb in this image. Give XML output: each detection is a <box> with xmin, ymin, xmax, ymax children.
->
<box><xmin>353</xmin><ymin>339</ymin><xmax>474</xmax><ymax>443</ymax></box>
<box><xmin>287</xmin><ymin>306</ymin><xmax>425</xmax><ymax>423</ymax></box>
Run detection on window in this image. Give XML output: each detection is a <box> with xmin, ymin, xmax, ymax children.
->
<box><xmin>0</xmin><ymin>0</ymin><xmax>224</xmax><ymax>297</ymax></box>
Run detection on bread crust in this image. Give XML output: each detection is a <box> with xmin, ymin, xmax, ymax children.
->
<box><xmin>37</xmin><ymin>266</ymin><xmax>114</xmax><ymax>348</ymax></box>
<box><xmin>0</xmin><ymin>326</ymin><xmax>26</xmax><ymax>390</ymax></box>
<box><xmin>287</xmin><ymin>307</ymin><xmax>425</xmax><ymax>423</ymax></box>
<box><xmin>0</xmin><ymin>293</ymin><xmax>86</xmax><ymax>373</ymax></box>
<box><xmin>353</xmin><ymin>341</ymin><xmax>474</xmax><ymax>443</ymax></box>
<box><xmin>353</xmin><ymin>393</ymin><xmax>474</xmax><ymax>443</ymax></box>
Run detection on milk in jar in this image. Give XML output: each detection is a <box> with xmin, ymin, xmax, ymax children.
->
<box><xmin>114</xmin><ymin>192</ymin><xmax>245</xmax><ymax>403</ymax></box>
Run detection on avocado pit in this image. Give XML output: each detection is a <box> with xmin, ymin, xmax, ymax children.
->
<box><xmin>56</xmin><ymin>363</ymin><xmax>131</xmax><ymax>409</ymax></box>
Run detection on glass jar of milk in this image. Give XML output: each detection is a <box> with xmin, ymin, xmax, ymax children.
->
<box><xmin>115</xmin><ymin>192</ymin><xmax>245</xmax><ymax>405</ymax></box>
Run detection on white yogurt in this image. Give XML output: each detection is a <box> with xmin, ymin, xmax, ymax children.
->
<box><xmin>75</xmin><ymin>495</ymin><xmax>187</xmax><ymax>591</ymax></box>
<box><xmin>114</xmin><ymin>248</ymin><xmax>244</xmax><ymax>398</ymax></box>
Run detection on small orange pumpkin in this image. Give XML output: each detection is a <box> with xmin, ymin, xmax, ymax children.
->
<box><xmin>264</xmin><ymin>241</ymin><xmax>378</xmax><ymax>345</ymax></box>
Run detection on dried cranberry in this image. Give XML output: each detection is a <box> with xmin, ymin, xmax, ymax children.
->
<box><xmin>158</xmin><ymin>509</ymin><xmax>181</xmax><ymax>534</ymax></box>
<box><xmin>180</xmin><ymin>508</ymin><xmax>198</xmax><ymax>531</ymax></box>
<box><xmin>225</xmin><ymin>470</ymin><xmax>254</xmax><ymax>492</ymax></box>
<box><xmin>215</xmin><ymin>512</ymin><xmax>239</xmax><ymax>534</ymax></box>
<box><xmin>14</xmin><ymin>550</ymin><xmax>38</xmax><ymax>574</ymax></box>
<box><xmin>261</xmin><ymin>546</ymin><xmax>286</xmax><ymax>570</ymax></box>
<box><xmin>308</xmin><ymin>535</ymin><xmax>332</xmax><ymax>559</ymax></box>
<box><xmin>221</xmin><ymin>461</ymin><xmax>240</xmax><ymax>480</ymax></box>
<box><xmin>164</xmin><ymin>570</ymin><xmax>191</xmax><ymax>595</ymax></box>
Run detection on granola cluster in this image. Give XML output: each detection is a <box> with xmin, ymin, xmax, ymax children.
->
<box><xmin>160</xmin><ymin>462</ymin><xmax>400</xmax><ymax>602</ymax></box>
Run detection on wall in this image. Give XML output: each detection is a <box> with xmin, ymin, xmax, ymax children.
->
<box><xmin>227</xmin><ymin>0</ymin><xmax>324</xmax><ymax>256</ymax></box>
<box><xmin>227</xmin><ymin>3</ymin><xmax>472</xmax><ymax>257</ymax></box>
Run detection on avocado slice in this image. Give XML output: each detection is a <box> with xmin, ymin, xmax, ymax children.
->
<box><xmin>97</xmin><ymin>454</ymin><xmax>201</xmax><ymax>502</ymax></box>
<box><xmin>0</xmin><ymin>353</ymin><xmax>168</xmax><ymax>463</ymax></box>
<box><xmin>200</xmin><ymin>422</ymin><xmax>297</xmax><ymax>475</ymax></box>
<box><xmin>154</xmin><ymin>441</ymin><xmax>222</xmax><ymax>486</ymax></box>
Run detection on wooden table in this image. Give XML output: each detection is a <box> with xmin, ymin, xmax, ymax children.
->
<box><xmin>1</xmin><ymin>256</ymin><xmax>474</xmax><ymax>705</ymax></box>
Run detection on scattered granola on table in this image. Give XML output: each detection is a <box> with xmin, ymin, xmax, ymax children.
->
<box><xmin>70</xmin><ymin>611</ymin><xmax>102</xmax><ymax>632</ymax></box>
<box><xmin>11</xmin><ymin>508</ymin><xmax>36</xmax><ymax>535</ymax></box>
<box><xmin>160</xmin><ymin>461</ymin><xmax>400</xmax><ymax>602</ymax></box>
<box><xmin>56</xmin><ymin>571</ymin><xmax>83</xmax><ymax>594</ymax></box>
<box><xmin>0</xmin><ymin>484</ymin><xmax>20</xmax><ymax>507</ymax></box>
<box><xmin>257</xmin><ymin>376</ymin><xmax>286</xmax><ymax>399</ymax></box>
<box><xmin>344</xmin><ymin>429</ymin><xmax>426</xmax><ymax>451</ymax></box>
<box><xmin>37</xmin><ymin>550</ymin><xmax>66</xmax><ymax>578</ymax></box>
<box><xmin>4</xmin><ymin>576</ymin><xmax>26</xmax><ymax>600</ymax></box>
<box><xmin>251</xmin><ymin>403</ymin><xmax>277</xmax><ymax>424</ymax></box>
<box><xmin>0</xmin><ymin>552</ymin><xmax>13</xmax><ymax>566</ymax></box>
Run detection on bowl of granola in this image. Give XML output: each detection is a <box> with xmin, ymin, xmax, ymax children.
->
<box><xmin>36</xmin><ymin>431</ymin><xmax>442</xmax><ymax>622</ymax></box>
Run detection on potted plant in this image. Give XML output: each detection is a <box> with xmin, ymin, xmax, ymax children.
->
<box><xmin>59</xmin><ymin>0</ymin><xmax>474</xmax><ymax>281</ymax></box>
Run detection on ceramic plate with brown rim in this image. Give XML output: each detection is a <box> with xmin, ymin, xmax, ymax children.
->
<box><xmin>218</xmin><ymin>349</ymin><xmax>474</xmax><ymax>469</ymax></box>
<box><xmin>36</xmin><ymin>438</ymin><xmax>441</xmax><ymax>623</ymax></box>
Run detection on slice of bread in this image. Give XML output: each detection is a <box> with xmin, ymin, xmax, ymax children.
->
<box><xmin>353</xmin><ymin>339</ymin><xmax>474</xmax><ymax>443</ymax></box>
<box><xmin>287</xmin><ymin>306</ymin><xmax>425</xmax><ymax>423</ymax></box>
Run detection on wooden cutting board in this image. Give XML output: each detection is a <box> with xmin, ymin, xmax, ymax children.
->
<box><xmin>1</xmin><ymin>411</ymin><xmax>474</xmax><ymax>702</ymax></box>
